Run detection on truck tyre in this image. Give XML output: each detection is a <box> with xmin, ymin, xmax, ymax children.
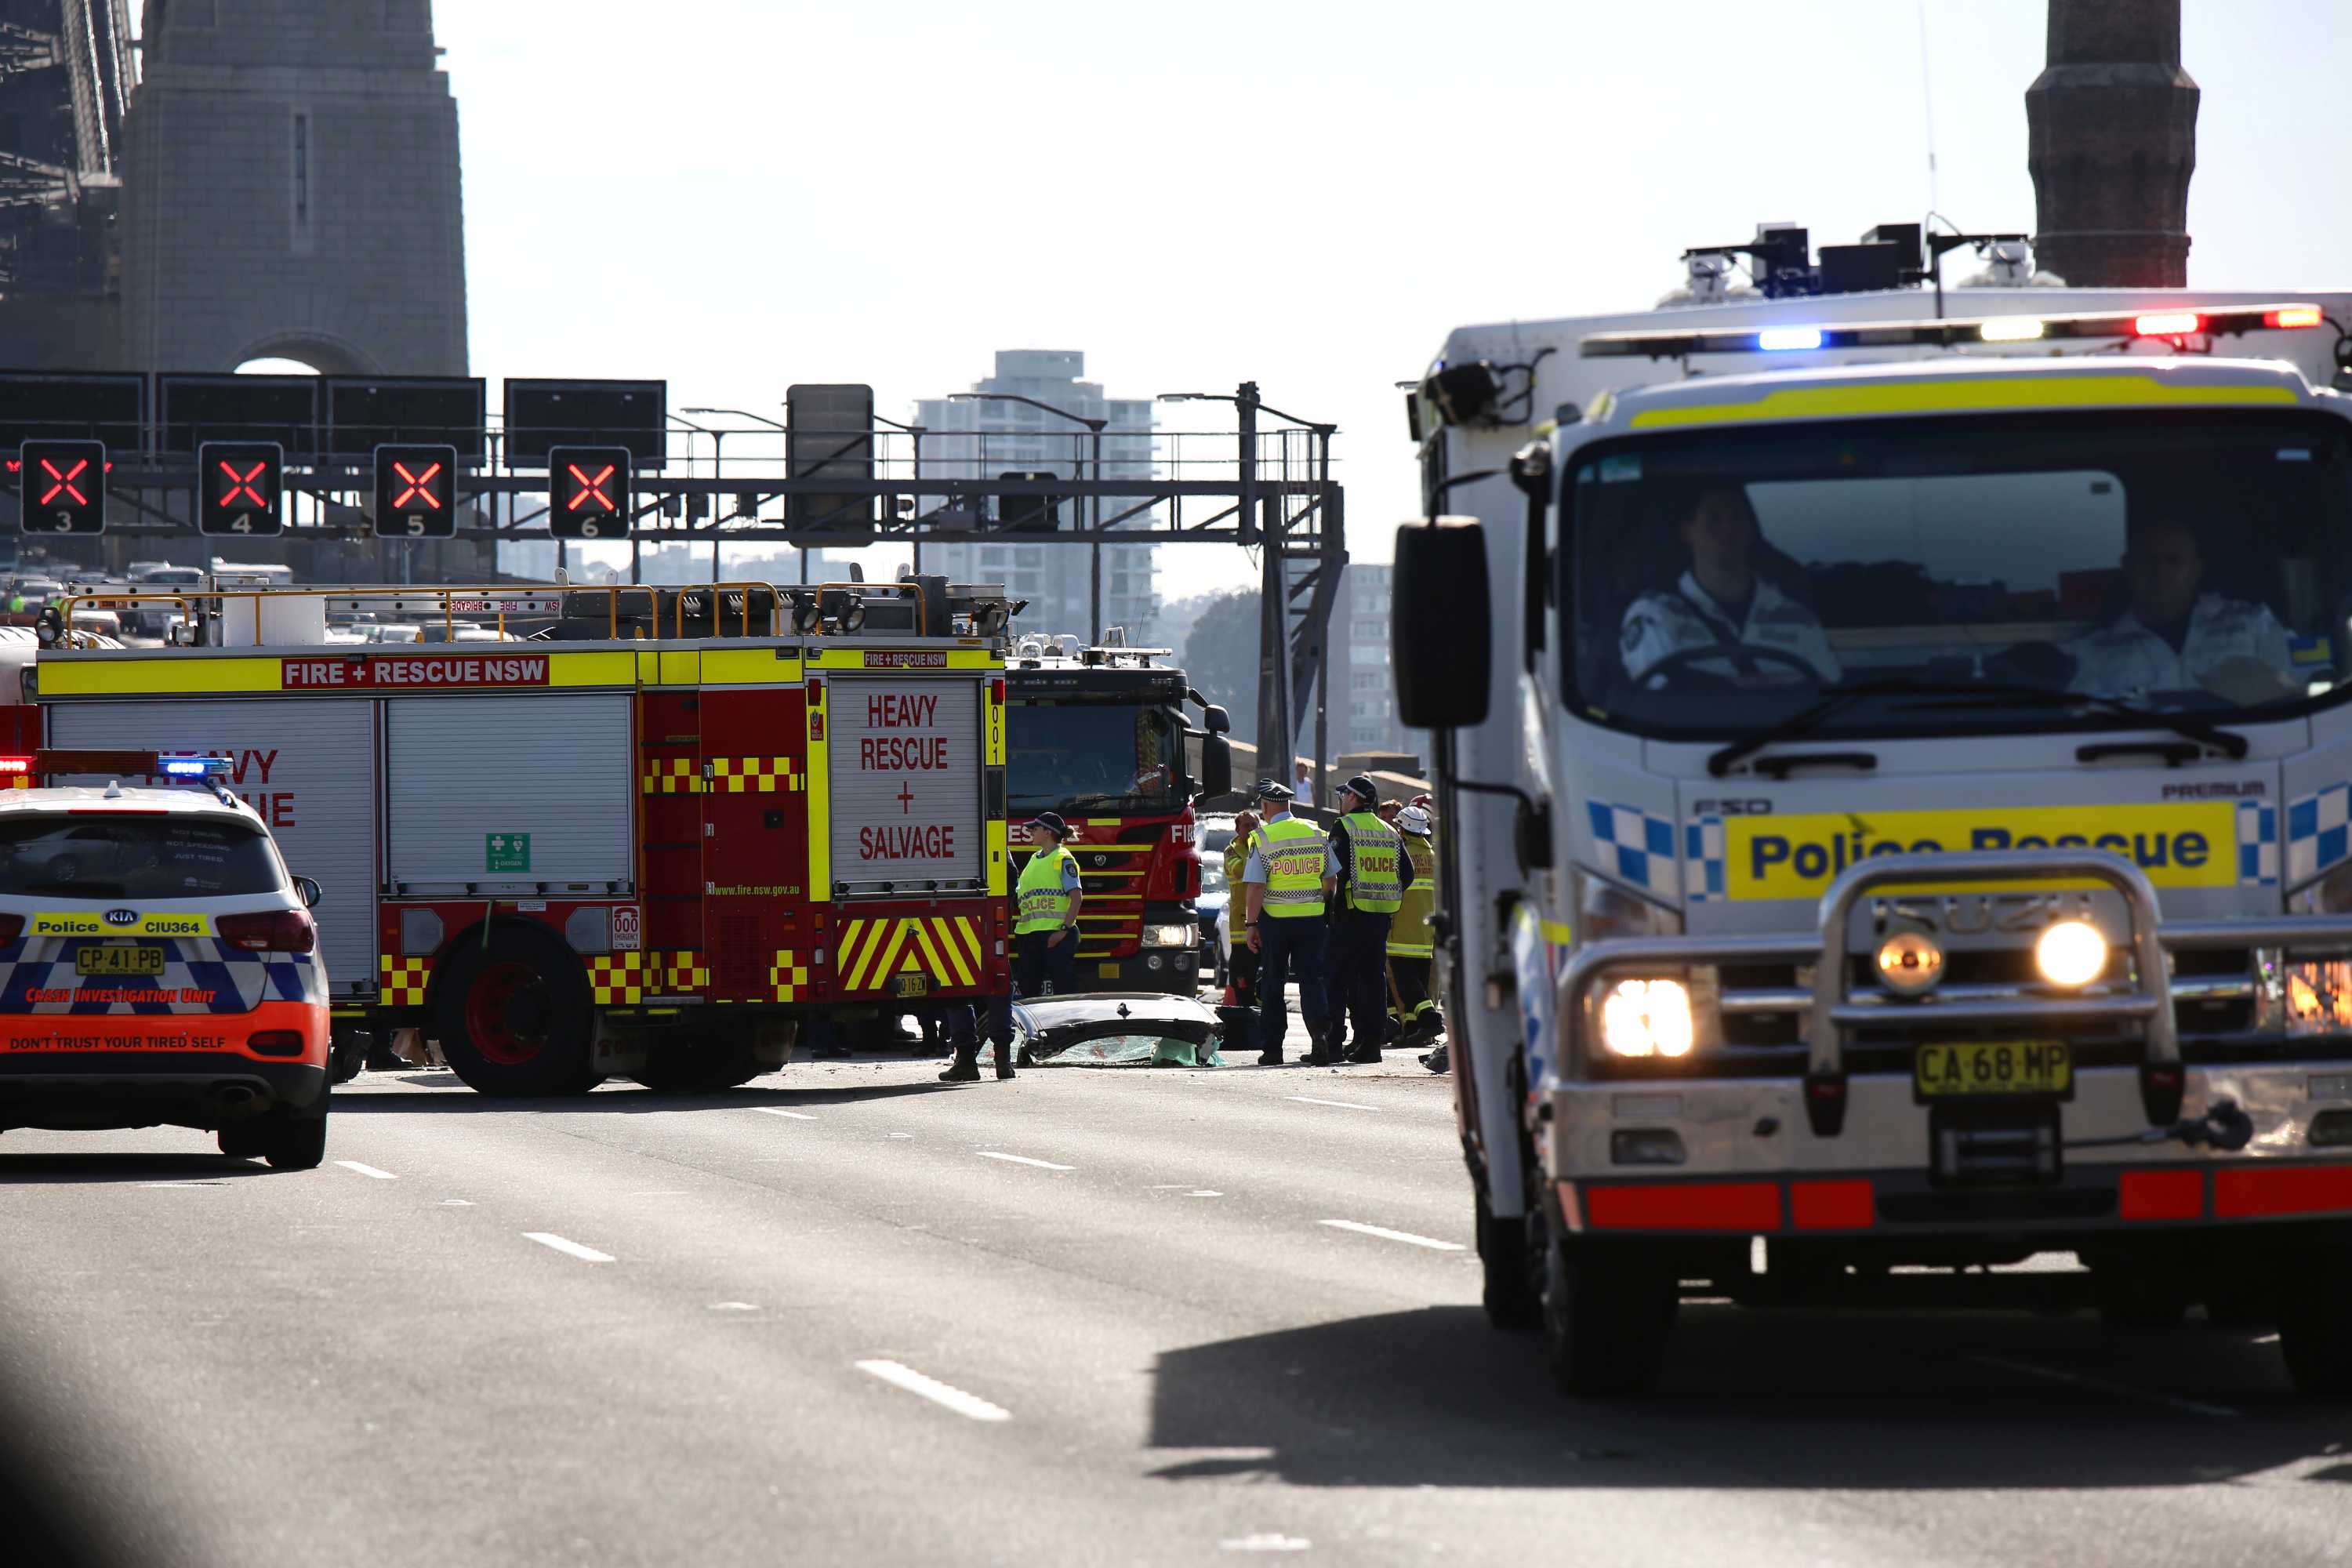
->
<box><xmin>631</xmin><ymin>1028</ymin><xmax>765</xmax><ymax>1093</ymax></box>
<box><xmin>1541</xmin><ymin>1233</ymin><xmax>1676</xmax><ymax>1396</ymax></box>
<box><xmin>434</xmin><ymin>926</ymin><xmax>601</xmax><ymax>1097</ymax></box>
<box><xmin>1476</xmin><ymin>1189</ymin><xmax>1539</xmax><ymax>1330</ymax></box>
<box><xmin>328</xmin><ymin>1024</ymin><xmax>365</xmax><ymax>1085</ymax></box>
<box><xmin>2278</xmin><ymin>1243</ymin><xmax>2352</xmax><ymax>1396</ymax></box>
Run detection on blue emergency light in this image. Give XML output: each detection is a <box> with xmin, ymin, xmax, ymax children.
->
<box><xmin>160</xmin><ymin>757</ymin><xmax>233</xmax><ymax>779</ymax></box>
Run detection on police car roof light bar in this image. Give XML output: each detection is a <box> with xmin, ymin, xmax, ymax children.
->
<box><xmin>1577</xmin><ymin>302</ymin><xmax>2329</xmax><ymax>360</ymax></box>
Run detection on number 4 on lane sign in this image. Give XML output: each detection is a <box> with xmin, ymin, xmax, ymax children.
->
<box><xmin>486</xmin><ymin>833</ymin><xmax>530</xmax><ymax>873</ymax></box>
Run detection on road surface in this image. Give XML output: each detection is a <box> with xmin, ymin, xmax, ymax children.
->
<box><xmin>1</xmin><ymin>1039</ymin><xmax>2345</xmax><ymax>1567</ymax></box>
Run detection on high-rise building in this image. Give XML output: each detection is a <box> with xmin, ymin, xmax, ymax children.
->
<box><xmin>913</xmin><ymin>351</ymin><xmax>1159</xmax><ymax>644</ymax></box>
<box><xmin>1330</xmin><ymin>563</ymin><xmax>1421</xmax><ymax>764</ymax></box>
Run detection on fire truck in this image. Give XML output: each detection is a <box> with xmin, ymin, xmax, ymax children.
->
<box><xmin>30</xmin><ymin>577</ymin><xmax>1018</xmax><ymax>1096</ymax></box>
<box><xmin>1397</xmin><ymin>220</ymin><xmax>2352</xmax><ymax>1396</ymax></box>
<box><xmin>1002</xmin><ymin>635</ymin><xmax>1232</xmax><ymax>993</ymax></box>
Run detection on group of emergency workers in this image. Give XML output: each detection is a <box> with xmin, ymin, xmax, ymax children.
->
<box><xmin>1227</xmin><ymin>775</ymin><xmax>1442</xmax><ymax>1069</ymax></box>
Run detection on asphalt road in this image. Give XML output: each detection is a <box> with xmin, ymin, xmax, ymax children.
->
<box><xmin>2</xmin><ymin>1018</ymin><xmax>2348</xmax><ymax>1568</ymax></box>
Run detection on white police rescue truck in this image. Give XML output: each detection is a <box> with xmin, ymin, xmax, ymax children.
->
<box><xmin>1397</xmin><ymin>222</ymin><xmax>2352</xmax><ymax>1396</ymax></box>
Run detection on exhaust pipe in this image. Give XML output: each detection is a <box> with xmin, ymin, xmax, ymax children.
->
<box><xmin>212</xmin><ymin>1083</ymin><xmax>260</xmax><ymax>1110</ymax></box>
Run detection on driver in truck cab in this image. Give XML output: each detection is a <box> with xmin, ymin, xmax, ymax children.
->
<box><xmin>2067</xmin><ymin>508</ymin><xmax>2297</xmax><ymax>698</ymax></box>
<box><xmin>1618</xmin><ymin>483</ymin><xmax>1842</xmax><ymax>686</ymax></box>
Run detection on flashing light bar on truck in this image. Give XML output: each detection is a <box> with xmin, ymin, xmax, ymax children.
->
<box><xmin>1577</xmin><ymin>301</ymin><xmax>2331</xmax><ymax>360</ymax></box>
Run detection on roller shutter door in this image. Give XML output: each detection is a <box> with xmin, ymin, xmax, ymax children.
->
<box><xmin>384</xmin><ymin>694</ymin><xmax>632</xmax><ymax>894</ymax></box>
<box><xmin>826</xmin><ymin>674</ymin><xmax>983</xmax><ymax>897</ymax></box>
<box><xmin>47</xmin><ymin>698</ymin><xmax>378</xmax><ymax>998</ymax></box>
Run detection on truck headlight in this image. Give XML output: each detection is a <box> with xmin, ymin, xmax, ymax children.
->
<box><xmin>1143</xmin><ymin>924</ymin><xmax>1196</xmax><ymax>948</ymax></box>
<box><xmin>2034</xmin><ymin>920</ymin><xmax>2107</xmax><ymax>989</ymax></box>
<box><xmin>1599</xmin><ymin>978</ymin><xmax>1693</xmax><ymax>1058</ymax></box>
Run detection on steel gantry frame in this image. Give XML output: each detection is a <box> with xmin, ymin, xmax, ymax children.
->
<box><xmin>8</xmin><ymin>381</ymin><xmax>1347</xmax><ymax>785</ymax></box>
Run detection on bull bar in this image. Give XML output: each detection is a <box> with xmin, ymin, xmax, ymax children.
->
<box><xmin>1553</xmin><ymin>848</ymin><xmax>2352</xmax><ymax>1138</ymax></box>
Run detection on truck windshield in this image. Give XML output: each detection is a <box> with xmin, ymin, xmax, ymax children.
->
<box><xmin>1565</xmin><ymin>409</ymin><xmax>2352</xmax><ymax>739</ymax></box>
<box><xmin>0</xmin><ymin>814</ymin><xmax>284</xmax><ymax>899</ymax></box>
<box><xmin>1008</xmin><ymin>702</ymin><xmax>1187</xmax><ymax>812</ymax></box>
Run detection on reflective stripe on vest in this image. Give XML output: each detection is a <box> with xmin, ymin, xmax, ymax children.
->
<box><xmin>1387</xmin><ymin>836</ymin><xmax>1436</xmax><ymax>955</ymax></box>
<box><xmin>1258</xmin><ymin>815</ymin><xmax>1327</xmax><ymax>919</ymax></box>
<box><xmin>1015</xmin><ymin>846</ymin><xmax>1079</xmax><ymax>934</ymax></box>
<box><xmin>1339</xmin><ymin>811</ymin><xmax>1404</xmax><ymax>913</ymax></box>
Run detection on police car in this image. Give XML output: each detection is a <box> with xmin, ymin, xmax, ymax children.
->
<box><xmin>0</xmin><ymin>752</ymin><xmax>331</xmax><ymax>1168</ymax></box>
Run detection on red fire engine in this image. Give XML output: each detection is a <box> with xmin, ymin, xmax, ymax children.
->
<box><xmin>31</xmin><ymin>579</ymin><xmax>1018</xmax><ymax>1094</ymax></box>
<box><xmin>1003</xmin><ymin>637</ymin><xmax>1232</xmax><ymax>994</ymax></box>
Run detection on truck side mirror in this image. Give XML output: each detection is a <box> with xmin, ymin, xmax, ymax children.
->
<box><xmin>1201</xmin><ymin>703</ymin><xmax>1231</xmax><ymax>735</ymax></box>
<box><xmin>1200</xmin><ymin>735</ymin><xmax>1233</xmax><ymax>799</ymax></box>
<box><xmin>1391</xmin><ymin>517</ymin><xmax>1490</xmax><ymax>729</ymax></box>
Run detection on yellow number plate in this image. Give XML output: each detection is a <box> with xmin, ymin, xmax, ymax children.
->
<box><xmin>75</xmin><ymin>946</ymin><xmax>165</xmax><ymax>977</ymax></box>
<box><xmin>887</xmin><ymin>972</ymin><xmax>930</xmax><ymax>998</ymax></box>
<box><xmin>1915</xmin><ymin>1040</ymin><xmax>2071</xmax><ymax>1098</ymax></box>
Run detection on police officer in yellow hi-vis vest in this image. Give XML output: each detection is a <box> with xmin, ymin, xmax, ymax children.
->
<box><xmin>1323</xmin><ymin>775</ymin><xmax>1405</xmax><ymax>1064</ymax></box>
<box><xmin>941</xmin><ymin>812</ymin><xmax>1084</xmax><ymax>1083</ymax></box>
<box><xmin>1240</xmin><ymin>779</ymin><xmax>1336</xmax><ymax>1066</ymax></box>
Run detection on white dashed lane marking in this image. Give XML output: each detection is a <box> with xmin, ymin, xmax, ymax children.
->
<box><xmin>1970</xmin><ymin>1355</ymin><xmax>2240</xmax><ymax>1419</ymax></box>
<box><xmin>522</xmin><ymin>1232</ymin><xmax>615</xmax><ymax>1264</ymax></box>
<box><xmin>1319</xmin><ymin>1219</ymin><xmax>1465</xmax><ymax>1252</ymax></box>
<box><xmin>334</xmin><ymin>1160</ymin><xmax>397</xmax><ymax>1180</ymax></box>
<box><xmin>749</xmin><ymin>1107</ymin><xmax>818</xmax><ymax>1121</ymax></box>
<box><xmin>976</xmin><ymin>1151</ymin><xmax>1073</xmax><ymax>1171</ymax></box>
<box><xmin>855</xmin><ymin>1359</ymin><xmax>1011</xmax><ymax>1422</ymax></box>
<box><xmin>1287</xmin><ymin>1096</ymin><xmax>1376</xmax><ymax>1112</ymax></box>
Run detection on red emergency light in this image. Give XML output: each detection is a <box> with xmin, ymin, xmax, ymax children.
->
<box><xmin>0</xmin><ymin>755</ymin><xmax>28</xmax><ymax>775</ymax></box>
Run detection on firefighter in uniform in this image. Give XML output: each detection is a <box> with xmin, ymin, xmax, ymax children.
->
<box><xmin>942</xmin><ymin>814</ymin><xmax>1083</xmax><ymax>1082</ymax></box>
<box><xmin>1322</xmin><ymin>775</ymin><xmax>1404</xmax><ymax>1064</ymax></box>
<box><xmin>1385</xmin><ymin>804</ymin><xmax>1439</xmax><ymax>1052</ymax></box>
<box><xmin>1241</xmin><ymin>781</ymin><xmax>1334</xmax><ymax>1066</ymax></box>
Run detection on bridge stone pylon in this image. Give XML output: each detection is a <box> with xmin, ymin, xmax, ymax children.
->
<box><xmin>114</xmin><ymin>0</ymin><xmax>466</xmax><ymax>374</ymax></box>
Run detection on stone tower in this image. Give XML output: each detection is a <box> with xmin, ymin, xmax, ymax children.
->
<box><xmin>113</xmin><ymin>0</ymin><xmax>466</xmax><ymax>374</ymax></box>
<box><xmin>2024</xmin><ymin>0</ymin><xmax>2199</xmax><ymax>288</ymax></box>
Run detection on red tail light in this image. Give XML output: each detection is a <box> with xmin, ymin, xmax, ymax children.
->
<box><xmin>0</xmin><ymin>913</ymin><xmax>22</xmax><ymax>944</ymax></box>
<box><xmin>217</xmin><ymin>909</ymin><xmax>316</xmax><ymax>953</ymax></box>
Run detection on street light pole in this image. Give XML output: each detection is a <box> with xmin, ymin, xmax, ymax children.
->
<box><xmin>949</xmin><ymin>391</ymin><xmax>1107</xmax><ymax>642</ymax></box>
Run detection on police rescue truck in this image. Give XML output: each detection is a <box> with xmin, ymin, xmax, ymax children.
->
<box><xmin>1399</xmin><ymin>220</ymin><xmax>2352</xmax><ymax>1396</ymax></box>
<box><xmin>31</xmin><ymin>578</ymin><xmax>1018</xmax><ymax>1096</ymax></box>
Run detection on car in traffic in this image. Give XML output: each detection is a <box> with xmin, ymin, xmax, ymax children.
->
<box><xmin>1195</xmin><ymin>811</ymin><xmax>1236</xmax><ymax>987</ymax></box>
<box><xmin>0</xmin><ymin>756</ymin><xmax>332</xmax><ymax>1168</ymax></box>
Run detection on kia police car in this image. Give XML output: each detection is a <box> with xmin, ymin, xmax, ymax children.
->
<box><xmin>0</xmin><ymin>753</ymin><xmax>331</xmax><ymax>1168</ymax></box>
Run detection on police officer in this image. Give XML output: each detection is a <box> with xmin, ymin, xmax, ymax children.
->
<box><xmin>2067</xmin><ymin>512</ymin><xmax>2296</xmax><ymax>697</ymax></box>
<box><xmin>1322</xmin><ymin>775</ymin><xmax>1404</xmax><ymax>1064</ymax></box>
<box><xmin>1386</xmin><ymin>804</ymin><xmax>1443</xmax><ymax>1068</ymax></box>
<box><xmin>1240</xmin><ymin>780</ymin><xmax>1335</xmax><ymax>1066</ymax></box>
<box><xmin>940</xmin><ymin>813</ymin><xmax>1082</xmax><ymax>1082</ymax></box>
<box><xmin>1619</xmin><ymin>484</ymin><xmax>1839</xmax><ymax>685</ymax></box>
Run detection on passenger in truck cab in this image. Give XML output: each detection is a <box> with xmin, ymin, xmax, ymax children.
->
<box><xmin>2067</xmin><ymin>509</ymin><xmax>2296</xmax><ymax>699</ymax></box>
<box><xmin>1618</xmin><ymin>484</ymin><xmax>1842</xmax><ymax>686</ymax></box>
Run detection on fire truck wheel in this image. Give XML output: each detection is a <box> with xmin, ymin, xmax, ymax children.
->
<box><xmin>328</xmin><ymin>1025</ymin><xmax>365</xmax><ymax>1085</ymax></box>
<box><xmin>1475</xmin><ymin>1189</ymin><xmax>1539</xmax><ymax>1331</ymax></box>
<box><xmin>435</xmin><ymin>927</ymin><xmax>600</xmax><ymax>1097</ymax></box>
<box><xmin>1541</xmin><ymin>1234</ymin><xmax>1676</xmax><ymax>1396</ymax></box>
<box><xmin>2277</xmin><ymin>1242</ymin><xmax>2352</xmax><ymax>1396</ymax></box>
<box><xmin>630</xmin><ymin>1029</ymin><xmax>764</xmax><ymax>1093</ymax></box>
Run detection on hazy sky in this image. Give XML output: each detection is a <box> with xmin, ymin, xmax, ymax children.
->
<box><xmin>423</xmin><ymin>0</ymin><xmax>2352</xmax><ymax>598</ymax></box>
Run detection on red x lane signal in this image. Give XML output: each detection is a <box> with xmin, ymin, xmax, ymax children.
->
<box><xmin>546</xmin><ymin>445</ymin><xmax>633</xmax><ymax>540</ymax></box>
<box><xmin>196</xmin><ymin>441</ymin><xmax>284</xmax><ymax>536</ymax></box>
<box><xmin>372</xmin><ymin>443</ymin><xmax>460</xmax><ymax>539</ymax></box>
<box><xmin>17</xmin><ymin>440</ymin><xmax>107</xmax><ymax>535</ymax></box>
